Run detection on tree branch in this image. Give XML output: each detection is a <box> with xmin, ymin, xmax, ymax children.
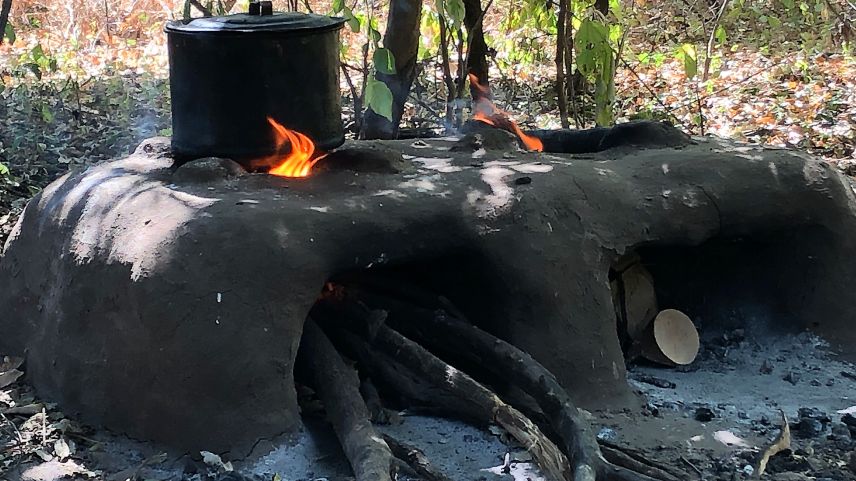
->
<box><xmin>189</xmin><ymin>0</ymin><xmax>213</xmax><ymax>17</ymax></box>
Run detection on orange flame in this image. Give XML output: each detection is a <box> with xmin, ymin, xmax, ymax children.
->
<box><xmin>265</xmin><ymin>117</ymin><xmax>325</xmax><ymax>177</ymax></box>
<box><xmin>468</xmin><ymin>74</ymin><xmax>543</xmax><ymax>152</ymax></box>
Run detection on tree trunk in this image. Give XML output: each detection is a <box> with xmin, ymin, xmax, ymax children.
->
<box><xmin>463</xmin><ymin>0</ymin><xmax>489</xmax><ymax>100</ymax></box>
<box><xmin>360</xmin><ymin>0</ymin><xmax>424</xmax><ymax>140</ymax></box>
<box><xmin>0</xmin><ymin>0</ymin><xmax>12</xmax><ymax>46</ymax></box>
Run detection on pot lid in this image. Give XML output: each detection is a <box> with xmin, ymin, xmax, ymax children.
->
<box><xmin>165</xmin><ymin>12</ymin><xmax>346</xmax><ymax>34</ymax></box>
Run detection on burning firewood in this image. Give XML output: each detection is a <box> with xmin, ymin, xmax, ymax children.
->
<box><xmin>468</xmin><ymin>74</ymin><xmax>544</xmax><ymax>152</ymax></box>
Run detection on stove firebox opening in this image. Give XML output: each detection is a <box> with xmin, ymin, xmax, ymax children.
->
<box><xmin>612</xmin><ymin>225</ymin><xmax>840</xmax><ymax>363</ymax></box>
<box><xmin>607</xmin><ymin>225</ymin><xmax>856</xmax><ymax>466</ymax></box>
<box><xmin>294</xmin><ymin>251</ymin><xmax>678</xmax><ymax>481</ymax></box>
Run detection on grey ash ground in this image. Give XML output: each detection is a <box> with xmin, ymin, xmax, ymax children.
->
<box><xmin>601</xmin><ymin>327</ymin><xmax>856</xmax><ymax>481</ymax></box>
<box><xmin>4</xmin><ymin>327</ymin><xmax>855</xmax><ymax>481</ymax></box>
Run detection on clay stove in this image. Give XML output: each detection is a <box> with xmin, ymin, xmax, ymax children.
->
<box><xmin>2</xmin><ymin>120</ymin><xmax>856</xmax><ymax>461</ymax></box>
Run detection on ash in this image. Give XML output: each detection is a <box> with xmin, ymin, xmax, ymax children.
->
<box><xmin>632</xmin><ymin>331</ymin><xmax>853</xmax><ymax>423</ymax></box>
<box><xmin>247</xmin><ymin>416</ymin><xmax>545</xmax><ymax>481</ymax></box>
<box><xmin>604</xmin><ymin>329</ymin><xmax>856</xmax><ymax>480</ymax></box>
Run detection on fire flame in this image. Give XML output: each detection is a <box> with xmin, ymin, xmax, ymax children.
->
<box><xmin>265</xmin><ymin>117</ymin><xmax>325</xmax><ymax>177</ymax></box>
<box><xmin>469</xmin><ymin>74</ymin><xmax>543</xmax><ymax>152</ymax></box>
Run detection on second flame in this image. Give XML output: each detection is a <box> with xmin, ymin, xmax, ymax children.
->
<box><xmin>469</xmin><ymin>74</ymin><xmax>543</xmax><ymax>152</ymax></box>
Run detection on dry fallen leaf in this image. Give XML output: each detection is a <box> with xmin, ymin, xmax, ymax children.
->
<box><xmin>34</xmin><ymin>449</ymin><xmax>54</xmax><ymax>462</ymax></box>
<box><xmin>54</xmin><ymin>437</ymin><xmax>75</xmax><ymax>460</ymax></box>
<box><xmin>753</xmin><ymin>410</ymin><xmax>791</xmax><ymax>478</ymax></box>
<box><xmin>200</xmin><ymin>450</ymin><xmax>233</xmax><ymax>472</ymax></box>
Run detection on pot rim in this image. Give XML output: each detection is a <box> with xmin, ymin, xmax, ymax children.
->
<box><xmin>164</xmin><ymin>12</ymin><xmax>346</xmax><ymax>35</ymax></box>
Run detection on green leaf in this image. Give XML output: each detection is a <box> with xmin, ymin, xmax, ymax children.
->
<box><xmin>365</xmin><ymin>76</ymin><xmax>394</xmax><ymax>121</ymax></box>
<box><xmin>3</xmin><ymin>23</ymin><xmax>15</xmax><ymax>45</ymax></box>
<box><xmin>677</xmin><ymin>43</ymin><xmax>698</xmax><ymax>79</ymax></box>
<box><xmin>183</xmin><ymin>0</ymin><xmax>192</xmax><ymax>19</ymax></box>
<box><xmin>332</xmin><ymin>0</ymin><xmax>344</xmax><ymax>13</ymax></box>
<box><xmin>372</xmin><ymin>47</ymin><xmax>396</xmax><ymax>74</ymax></box>
<box><xmin>575</xmin><ymin>19</ymin><xmax>609</xmax><ymax>77</ymax></box>
<box><xmin>41</xmin><ymin>104</ymin><xmax>54</xmax><ymax>123</ymax></box>
<box><xmin>272</xmin><ymin>474</ymin><xmax>282</xmax><ymax>481</ymax></box>
<box><xmin>445</xmin><ymin>0</ymin><xmax>465</xmax><ymax>26</ymax></box>
<box><xmin>714</xmin><ymin>25</ymin><xmax>726</xmax><ymax>45</ymax></box>
<box><xmin>369</xmin><ymin>26</ymin><xmax>381</xmax><ymax>44</ymax></box>
<box><xmin>31</xmin><ymin>44</ymin><xmax>45</xmax><ymax>61</ymax></box>
<box><xmin>342</xmin><ymin>6</ymin><xmax>361</xmax><ymax>32</ymax></box>
<box><xmin>0</xmin><ymin>163</ymin><xmax>8</xmax><ymax>176</ymax></box>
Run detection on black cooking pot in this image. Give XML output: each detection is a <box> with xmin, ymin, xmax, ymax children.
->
<box><xmin>165</xmin><ymin>8</ymin><xmax>346</xmax><ymax>165</ymax></box>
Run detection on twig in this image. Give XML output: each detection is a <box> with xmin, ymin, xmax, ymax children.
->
<box><xmin>599</xmin><ymin>444</ymin><xmax>683</xmax><ymax>481</ymax></box>
<box><xmin>618</xmin><ymin>58</ymin><xmax>684</xmax><ymax>127</ymax></box>
<box><xmin>341</xmin><ymin>63</ymin><xmax>363</xmax><ymax>132</ymax></box>
<box><xmin>663</xmin><ymin>57</ymin><xmax>788</xmax><ymax>114</ymax></box>
<box><xmin>383</xmin><ymin>434</ymin><xmax>457</xmax><ymax>481</ymax></box>
<box><xmin>694</xmin><ymin>82</ymin><xmax>704</xmax><ymax>136</ymax></box>
<box><xmin>679</xmin><ymin>456</ymin><xmax>703</xmax><ymax>478</ymax></box>
<box><xmin>599</xmin><ymin>441</ymin><xmax>688</xmax><ymax>481</ymax></box>
<box><xmin>437</xmin><ymin>14</ymin><xmax>456</xmax><ymax>124</ymax></box>
<box><xmin>103</xmin><ymin>0</ymin><xmax>112</xmax><ymax>41</ymax></box>
<box><xmin>41</xmin><ymin>406</ymin><xmax>47</xmax><ymax>445</ymax></box>
<box><xmin>188</xmin><ymin>0</ymin><xmax>213</xmax><ymax>16</ymax></box>
<box><xmin>410</xmin><ymin>96</ymin><xmax>446</xmax><ymax>126</ymax></box>
<box><xmin>702</xmin><ymin>0</ymin><xmax>730</xmax><ymax>82</ymax></box>
<box><xmin>454</xmin><ymin>27</ymin><xmax>466</xmax><ymax>127</ymax></box>
<box><xmin>0</xmin><ymin>411</ymin><xmax>23</xmax><ymax>444</ymax></box>
<box><xmin>555</xmin><ymin>0</ymin><xmax>570</xmax><ymax>128</ymax></box>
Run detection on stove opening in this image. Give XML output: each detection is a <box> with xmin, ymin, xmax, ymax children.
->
<box><xmin>610</xmin><ymin>224</ymin><xmax>843</xmax><ymax>363</ymax></box>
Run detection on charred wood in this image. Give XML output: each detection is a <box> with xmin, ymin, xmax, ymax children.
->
<box><xmin>463</xmin><ymin>0</ymin><xmax>490</xmax><ymax>100</ymax></box>
<box><xmin>527</xmin><ymin>120</ymin><xmax>691</xmax><ymax>154</ymax></box>
<box><xmin>314</xmin><ymin>306</ymin><xmax>571</xmax><ymax>481</ymax></box>
<box><xmin>318</xmin><ymin>284</ymin><xmax>681</xmax><ymax>481</ymax></box>
<box><xmin>296</xmin><ymin>320</ymin><xmax>395</xmax><ymax>481</ymax></box>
